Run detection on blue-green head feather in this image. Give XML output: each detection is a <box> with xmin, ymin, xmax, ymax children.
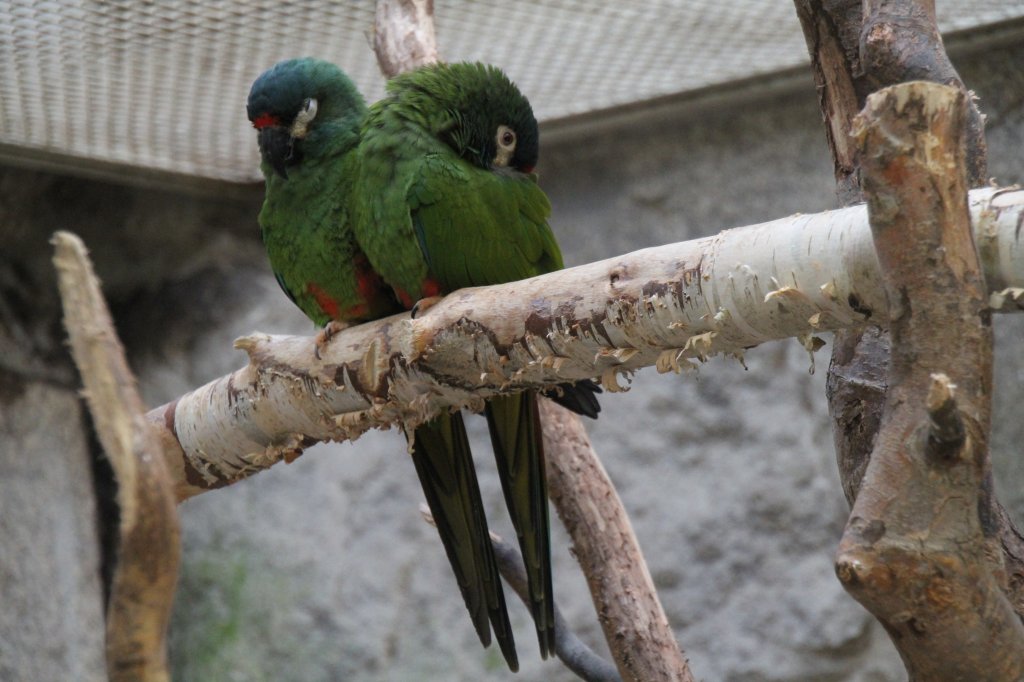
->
<box><xmin>247</xmin><ymin>57</ymin><xmax>366</xmax><ymax>178</ymax></box>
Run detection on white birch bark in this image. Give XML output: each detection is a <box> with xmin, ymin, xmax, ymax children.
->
<box><xmin>150</xmin><ymin>186</ymin><xmax>1024</xmax><ymax>500</ymax></box>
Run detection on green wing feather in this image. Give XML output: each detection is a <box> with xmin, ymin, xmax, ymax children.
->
<box><xmin>351</xmin><ymin>117</ymin><xmax>435</xmax><ymax>301</ymax></box>
<box><xmin>260</xmin><ymin>149</ymin><xmax>396</xmax><ymax>327</ymax></box>
<box><xmin>484</xmin><ymin>392</ymin><xmax>555</xmax><ymax>658</ymax></box>
<box><xmin>410</xmin><ymin>156</ymin><xmax>559</xmax><ymax>658</ymax></box>
<box><xmin>409</xmin><ymin>155</ymin><xmax>561</xmax><ymax>291</ymax></box>
<box><xmin>409</xmin><ymin>414</ymin><xmax>518</xmax><ymax>672</ymax></box>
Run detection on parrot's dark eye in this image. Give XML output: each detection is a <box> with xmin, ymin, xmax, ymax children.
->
<box><xmin>493</xmin><ymin>124</ymin><xmax>517</xmax><ymax>167</ymax></box>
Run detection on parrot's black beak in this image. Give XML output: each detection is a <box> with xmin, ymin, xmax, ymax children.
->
<box><xmin>258</xmin><ymin>126</ymin><xmax>295</xmax><ymax>179</ymax></box>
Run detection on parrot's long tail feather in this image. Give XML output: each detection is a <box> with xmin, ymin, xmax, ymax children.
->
<box><xmin>485</xmin><ymin>391</ymin><xmax>556</xmax><ymax>659</ymax></box>
<box><xmin>542</xmin><ymin>379</ymin><xmax>602</xmax><ymax>419</ymax></box>
<box><xmin>409</xmin><ymin>414</ymin><xmax>519</xmax><ymax>672</ymax></box>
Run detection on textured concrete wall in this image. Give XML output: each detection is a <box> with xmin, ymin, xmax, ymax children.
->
<box><xmin>0</xmin><ymin>380</ymin><xmax>107</xmax><ymax>682</ymax></box>
<box><xmin>2</xmin><ymin>34</ymin><xmax>1022</xmax><ymax>682</ymax></box>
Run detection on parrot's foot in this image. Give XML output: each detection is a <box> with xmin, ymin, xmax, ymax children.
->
<box><xmin>410</xmin><ymin>296</ymin><xmax>443</xmax><ymax>319</ymax></box>
<box><xmin>314</xmin><ymin>320</ymin><xmax>349</xmax><ymax>359</ymax></box>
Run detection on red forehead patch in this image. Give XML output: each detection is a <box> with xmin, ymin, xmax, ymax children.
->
<box><xmin>252</xmin><ymin>113</ymin><xmax>280</xmax><ymax>129</ymax></box>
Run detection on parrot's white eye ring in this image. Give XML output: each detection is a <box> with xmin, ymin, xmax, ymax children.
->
<box><xmin>497</xmin><ymin>125</ymin><xmax>516</xmax><ymax>151</ymax></box>
<box><xmin>494</xmin><ymin>124</ymin><xmax>516</xmax><ymax>167</ymax></box>
<box><xmin>291</xmin><ymin>98</ymin><xmax>319</xmax><ymax>138</ymax></box>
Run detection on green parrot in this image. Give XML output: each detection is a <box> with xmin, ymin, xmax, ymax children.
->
<box><xmin>247</xmin><ymin>58</ymin><xmax>599</xmax><ymax>672</ymax></box>
<box><xmin>246</xmin><ymin>58</ymin><xmax>397</xmax><ymax>331</ymax></box>
<box><xmin>352</xmin><ymin>62</ymin><xmax>600</xmax><ymax>666</ymax></box>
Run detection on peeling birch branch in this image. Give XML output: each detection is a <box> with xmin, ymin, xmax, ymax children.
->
<box><xmin>52</xmin><ymin>231</ymin><xmax>180</xmax><ymax>682</ymax></box>
<box><xmin>145</xmin><ymin>186</ymin><xmax>1024</xmax><ymax>500</ymax></box>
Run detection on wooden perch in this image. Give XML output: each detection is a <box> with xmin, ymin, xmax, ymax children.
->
<box><xmin>146</xmin><ymin>187</ymin><xmax>1024</xmax><ymax>501</ymax></box>
<box><xmin>833</xmin><ymin>81</ymin><xmax>1024</xmax><ymax>679</ymax></box>
<box><xmin>52</xmin><ymin>231</ymin><xmax>180</xmax><ymax>682</ymax></box>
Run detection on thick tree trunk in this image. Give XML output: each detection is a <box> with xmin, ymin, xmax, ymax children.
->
<box><xmin>795</xmin><ymin>0</ymin><xmax>989</xmax><ymax>510</ymax></box>
<box><xmin>796</xmin><ymin>2</ymin><xmax>1024</xmax><ymax>672</ymax></box>
<box><xmin>834</xmin><ymin>81</ymin><xmax>1024</xmax><ymax>679</ymax></box>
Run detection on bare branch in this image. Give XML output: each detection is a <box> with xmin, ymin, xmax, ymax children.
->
<box><xmin>835</xmin><ymin>81</ymin><xmax>1024</xmax><ymax>679</ymax></box>
<box><xmin>824</xmin><ymin>325</ymin><xmax>887</xmax><ymax>503</ymax></box>
<box><xmin>793</xmin><ymin>0</ymin><xmax>867</xmax><ymax>204</ymax></box>
<box><xmin>860</xmin><ymin>0</ymin><xmax>988</xmax><ymax>184</ymax></box>
<box><xmin>540</xmin><ymin>401</ymin><xmax>695</xmax><ymax>682</ymax></box>
<box><xmin>374</xmin><ymin>0</ymin><xmax>438</xmax><ymax>76</ymax></box>
<box><xmin>52</xmin><ymin>231</ymin><xmax>180</xmax><ymax>682</ymax></box>
<box><xmin>795</xmin><ymin>0</ymin><xmax>992</xmax><ymax>516</ymax></box>
<box><xmin>489</xmin><ymin>528</ymin><xmax>623</xmax><ymax>682</ymax></box>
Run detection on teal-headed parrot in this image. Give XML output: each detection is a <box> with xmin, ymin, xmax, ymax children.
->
<box><xmin>247</xmin><ymin>57</ymin><xmax>519</xmax><ymax>669</ymax></box>
<box><xmin>246</xmin><ymin>58</ymin><xmax>398</xmax><ymax>334</ymax></box>
<box><xmin>352</xmin><ymin>62</ymin><xmax>600</xmax><ymax>665</ymax></box>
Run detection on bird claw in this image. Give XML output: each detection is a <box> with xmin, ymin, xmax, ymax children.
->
<box><xmin>314</xmin><ymin>320</ymin><xmax>348</xmax><ymax>359</ymax></box>
<box><xmin>410</xmin><ymin>295</ymin><xmax>444</xmax><ymax>319</ymax></box>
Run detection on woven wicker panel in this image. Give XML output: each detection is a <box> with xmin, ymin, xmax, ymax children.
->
<box><xmin>1</xmin><ymin>1</ymin><xmax>1019</xmax><ymax>182</ymax></box>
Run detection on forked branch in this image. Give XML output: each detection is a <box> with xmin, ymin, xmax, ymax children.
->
<box><xmin>834</xmin><ymin>81</ymin><xmax>1024</xmax><ymax>679</ymax></box>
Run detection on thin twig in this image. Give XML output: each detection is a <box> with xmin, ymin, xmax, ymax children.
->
<box><xmin>420</xmin><ymin>506</ymin><xmax>623</xmax><ymax>682</ymax></box>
